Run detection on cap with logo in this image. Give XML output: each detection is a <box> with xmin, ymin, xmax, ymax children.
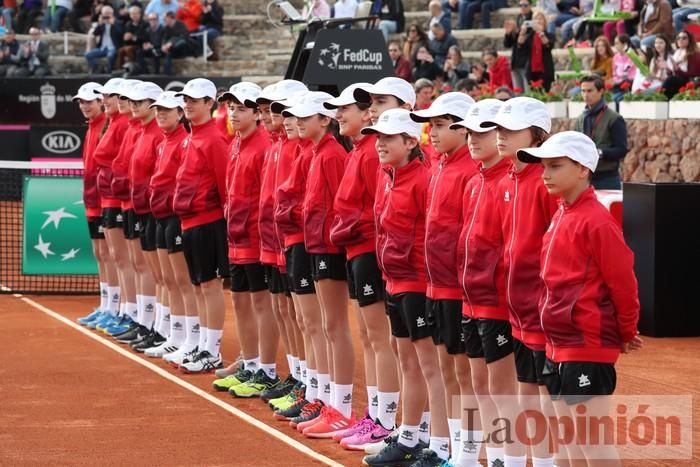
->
<box><xmin>73</xmin><ymin>82</ymin><xmax>104</xmax><ymax>101</ymax></box>
<box><xmin>282</xmin><ymin>91</ymin><xmax>336</xmax><ymax>119</ymax></box>
<box><xmin>149</xmin><ymin>91</ymin><xmax>184</xmax><ymax>109</ymax></box>
<box><xmin>517</xmin><ymin>131</ymin><xmax>599</xmax><ymax>172</ymax></box>
<box><xmin>93</xmin><ymin>78</ymin><xmax>125</xmax><ymax>96</ymax></box>
<box><xmin>218</xmin><ymin>81</ymin><xmax>263</xmax><ymax>107</ymax></box>
<box><xmin>258</xmin><ymin>79</ymin><xmax>308</xmax><ymax>103</ymax></box>
<box><xmin>121</xmin><ymin>81</ymin><xmax>163</xmax><ymax>102</ymax></box>
<box><xmin>115</xmin><ymin>79</ymin><xmax>144</xmax><ymax>99</ymax></box>
<box><xmin>323</xmin><ymin>82</ymin><xmax>372</xmax><ymax>109</ymax></box>
<box><xmin>360</xmin><ymin>108</ymin><xmax>422</xmax><ymax>140</ymax></box>
<box><xmin>409</xmin><ymin>92</ymin><xmax>475</xmax><ymax>123</ymax></box>
<box><xmin>480</xmin><ymin>96</ymin><xmax>551</xmax><ymax>133</ymax></box>
<box><xmin>353</xmin><ymin>77</ymin><xmax>417</xmax><ymax>108</ymax></box>
<box><xmin>450</xmin><ymin>98</ymin><xmax>502</xmax><ymax>133</ymax></box>
<box><xmin>271</xmin><ymin>90</ymin><xmax>309</xmax><ymax>114</ymax></box>
<box><xmin>175</xmin><ymin>78</ymin><xmax>217</xmax><ymax>100</ymax></box>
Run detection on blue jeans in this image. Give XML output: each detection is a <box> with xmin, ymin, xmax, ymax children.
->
<box><xmin>85</xmin><ymin>47</ymin><xmax>117</xmax><ymax>73</ymax></box>
<box><xmin>550</xmin><ymin>12</ymin><xmax>577</xmax><ymax>35</ymax></box>
<box><xmin>461</xmin><ymin>0</ymin><xmax>506</xmax><ymax>29</ymax></box>
<box><xmin>2</xmin><ymin>7</ymin><xmax>14</xmax><ymax>29</ymax></box>
<box><xmin>196</xmin><ymin>25</ymin><xmax>220</xmax><ymax>53</ymax></box>
<box><xmin>378</xmin><ymin>20</ymin><xmax>396</xmax><ymax>40</ymax></box>
<box><xmin>673</xmin><ymin>7</ymin><xmax>700</xmax><ymax>32</ymax></box>
<box><xmin>592</xmin><ymin>169</ymin><xmax>621</xmax><ymax>190</ymax></box>
<box><xmin>41</xmin><ymin>5</ymin><xmax>68</xmax><ymax>32</ymax></box>
<box><xmin>163</xmin><ymin>39</ymin><xmax>189</xmax><ymax>75</ymax></box>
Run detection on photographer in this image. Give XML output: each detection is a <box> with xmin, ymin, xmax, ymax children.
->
<box><xmin>516</xmin><ymin>11</ymin><xmax>555</xmax><ymax>90</ymax></box>
<box><xmin>135</xmin><ymin>12</ymin><xmax>163</xmax><ymax>74</ymax></box>
<box><xmin>504</xmin><ymin>0</ymin><xmax>533</xmax><ymax>90</ymax></box>
<box><xmin>85</xmin><ymin>5</ymin><xmax>122</xmax><ymax>74</ymax></box>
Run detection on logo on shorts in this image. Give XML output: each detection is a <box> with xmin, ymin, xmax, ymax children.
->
<box><xmin>192</xmin><ymin>323</ymin><xmax>200</xmax><ymax>333</ymax></box>
<box><xmin>116</xmin><ymin>213</ymin><xmax>123</xmax><ymax>222</ymax></box>
<box><xmin>323</xmin><ymin>383</ymin><xmax>331</xmax><ymax>394</ymax></box>
<box><xmin>363</xmin><ymin>283</ymin><xmax>374</xmax><ymax>296</ymax></box>
<box><xmin>175</xmin><ymin>235</ymin><xmax>182</xmax><ymax>245</ymax></box>
<box><xmin>98</xmin><ymin>225</ymin><xmax>105</xmax><ymax>234</ymax></box>
<box><xmin>400</xmin><ymin>430</ymin><xmax>414</xmax><ymax>441</ymax></box>
<box><xmin>173</xmin><ymin>322</ymin><xmax>183</xmax><ymax>330</ymax></box>
<box><xmin>578</xmin><ymin>374</ymin><xmax>591</xmax><ymax>387</ymax></box>
<box><xmin>318</xmin><ymin>260</ymin><xmax>327</xmax><ymax>270</ymax></box>
<box><xmin>300</xmin><ymin>278</ymin><xmax>309</xmax><ymax>288</ymax></box>
<box><xmin>462</xmin><ymin>440</ymin><xmax>478</xmax><ymax>454</ymax></box>
<box><xmin>419</xmin><ymin>421</ymin><xmax>429</xmax><ymax>433</ymax></box>
<box><xmin>134</xmin><ymin>221</ymin><xmax>141</xmax><ymax>232</ymax></box>
<box><xmin>386</xmin><ymin>401</ymin><xmax>398</xmax><ymax>413</ymax></box>
<box><xmin>310</xmin><ymin>377</ymin><xmax>318</xmax><ymax>388</ymax></box>
<box><xmin>416</xmin><ymin>316</ymin><xmax>426</xmax><ymax>327</ymax></box>
<box><xmin>371</xmin><ymin>395</ymin><xmax>378</xmax><ymax>407</ymax></box>
<box><xmin>343</xmin><ymin>393</ymin><xmax>352</xmax><ymax>404</ymax></box>
<box><xmin>504</xmin><ymin>190</ymin><xmax>510</xmax><ymax>203</ymax></box>
<box><xmin>496</xmin><ymin>334</ymin><xmax>508</xmax><ymax>347</ymax></box>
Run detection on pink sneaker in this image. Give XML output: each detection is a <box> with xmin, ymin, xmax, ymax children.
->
<box><xmin>340</xmin><ymin>419</ymin><xmax>392</xmax><ymax>451</ymax></box>
<box><xmin>332</xmin><ymin>416</ymin><xmax>374</xmax><ymax>442</ymax></box>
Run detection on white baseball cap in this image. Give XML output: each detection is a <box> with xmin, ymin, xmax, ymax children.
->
<box><xmin>353</xmin><ymin>77</ymin><xmax>417</xmax><ymax>108</ymax></box>
<box><xmin>176</xmin><ymin>78</ymin><xmax>217</xmax><ymax>100</ymax></box>
<box><xmin>517</xmin><ymin>131</ymin><xmax>599</xmax><ymax>172</ymax></box>
<box><xmin>94</xmin><ymin>78</ymin><xmax>125</xmax><ymax>95</ymax></box>
<box><xmin>360</xmin><ymin>108</ymin><xmax>422</xmax><ymax>140</ymax></box>
<box><xmin>259</xmin><ymin>79</ymin><xmax>308</xmax><ymax>103</ymax></box>
<box><xmin>218</xmin><ymin>81</ymin><xmax>263</xmax><ymax>106</ymax></box>
<box><xmin>149</xmin><ymin>91</ymin><xmax>184</xmax><ymax>109</ymax></box>
<box><xmin>73</xmin><ymin>82</ymin><xmax>104</xmax><ymax>101</ymax></box>
<box><xmin>324</xmin><ymin>82</ymin><xmax>372</xmax><ymax>109</ymax></box>
<box><xmin>410</xmin><ymin>92</ymin><xmax>475</xmax><ymax>122</ymax></box>
<box><xmin>480</xmin><ymin>96</ymin><xmax>551</xmax><ymax>133</ymax></box>
<box><xmin>450</xmin><ymin>98</ymin><xmax>502</xmax><ymax>133</ymax></box>
<box><xmin>115</xmin><ymin>79</ymin><xmax>143</xmax><ymax>99</ymax></box>
<box><xmin>271</xmin><ymin>90</ymin><xmax>309</xmax><ymax>114</ymax></box>
<box><xmin>282</xmin><ymin>91</ymin><xmax>336</xmax><ymax>119</ymax></box>
<box><xmin>121</xmin><ymin>82</ymin><xmax>163</xmax><ymax>101</ymax></box>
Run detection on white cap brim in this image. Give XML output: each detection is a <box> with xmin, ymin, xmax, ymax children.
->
<box><xmin>324</xmin><ymin>93</ymin><xmax>358</xmax><ymax>109</ymax></box>
<box><xmin>282</xmin><ymin>104</ymin><xmax>335</xmax><ymax>119</ymax></box>
<box><xmin>361</xmin><ymin>121</ymin><xmax>420</xmax><ymax>140</ymax></box>
<box><xmin>72</xmin><ymin>91</ymin><xmax>102</xmax><ymax>102</ymax></box>
<box><xmin>410</xmin><ymin>107</ymin><xmax>457</xmax><ymax>123</ymax></box>
<box><xmin>451</xmin><ymin>117</ymin><xmax>496</xmax><ymax>133</ymax></box>
<box><xmin>480</xmin><ymin>113</ymin><xmax>529</xmax><ymax>131</ymax></box>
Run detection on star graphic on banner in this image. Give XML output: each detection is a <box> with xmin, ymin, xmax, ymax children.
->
<box><xmin>61</xmin><ymin>248</ymin><xmax>80</xmax><ymax>261</ymax></box>
<box><xmin>329</xmin><ymin>42</ymin><xmax>340</xmax><ymax>51</ymax></box>
<box><xmin>41</xmin><ymin>207</ymin><xmax>77</xmax><ymax>230</ymax></box>
<box><xmin>320</xmin><ymin>48</ymin><xmax>329</xmax><ymax>56</ymax></box>
<box><xmin>34</xmin><ymin>234</ymin><xmax>55</xmax><ymax>258</ymax></box>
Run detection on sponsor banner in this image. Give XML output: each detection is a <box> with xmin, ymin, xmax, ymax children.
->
<box><xmin>29</xmin><ymin>126</ymin><xmax>86</xmax><ymax>158</ymax></box>
<box><xmin>303</xmin><ymin>29</ymin><xmax>394</xmax><ymax>90</ymax></box>
<box><xmin>22</xmin><ymin>176</ymin><xmax>97</xmax><ymax>274</ymax></box>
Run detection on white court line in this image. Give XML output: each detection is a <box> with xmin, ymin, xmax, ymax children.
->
<box><xmin>18</xmin><ymin>295</ymin><xmax>345</xmax><ymax>467</ymax></box>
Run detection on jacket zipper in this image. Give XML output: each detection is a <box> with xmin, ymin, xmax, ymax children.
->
<box><xmin>540</xmin><ymin>204</ymin><xmax>565</xmax><ymax>361</ymax></box>
<box><xmin>461</xmin><ymin>175</ymin><xmax>484</xmax><ymax>312</ymax></box>
<box><xmin>377</xmin><ymin>168</ymin><xmax>395</xmax><ymax>274</ymax></box>
<box><xmin>424</xmin><ymin>159</ymin><xmax>443</xmax><ymax>289</ymax></box>
<box><xmin>506</xmin><ymin>175</ymin><xmax>524</xmax><ymax>332</ymax></box>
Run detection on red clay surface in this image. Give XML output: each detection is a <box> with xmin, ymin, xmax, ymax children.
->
<box><xmin>1</xmin><ymin>293</ymin><xmax>698</xmax><ymax>466</ymax></box>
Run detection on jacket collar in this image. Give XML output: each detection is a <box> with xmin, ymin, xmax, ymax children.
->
<box><xmin>508</xmin><ymin>159</ymin><xmax>541</xmax><ymax>179</ymax></box>
<box><xmin>562</xmin><ymin>186</ymin><xmax>597</xmax><ymax>211</ymax></box>
<box><xmin>384</xmin><ymin>156</ymin><xmax>423</xmax><ymax>182</ymax></box>
<box><xmin>481</xmin><ymin>157</ymin><xmax>510</xmax><ymax>179</ymax></box>
<box><xmin>439</xmin><ymin>143</ymin><xmax>470</xmax><ymax>167</ymax></box>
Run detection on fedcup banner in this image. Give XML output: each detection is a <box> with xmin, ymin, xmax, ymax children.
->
<box><xmin>22</xmin><ymin>176</ymin><xmax>97</xmax><ymax>274</ymax></box>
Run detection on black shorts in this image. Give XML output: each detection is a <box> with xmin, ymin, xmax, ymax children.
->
<box><xmin>155</xmin><ymin>216</ymin><xmax>183</xmax><ymax>253</ymax></box>
<box><xmin>462</xmin><ymin>317</ymin><xmax>514</xmax><ymax>363</ymax></box>
<box><xmin>230</xmin><ymin>263</ymin><xmax>267</xmax><ymax>293</ymax></box>
<box><xmin>182</xmin><ymin>218</ymin><xmax>230</xmax><ymax>286</ymax></box>
<box><xmin>513</xmin><ymin>338</ymin><xmax>546</xmax><ymax>385</ymax></box>
<box><xmin>139</xmin><ymin>213</ymin><xmax>157</xmax><ymax>252</ymax></box>
<box><xmin>346</xmin><ymin>253</ymin><xmax>384</xmax><ymax>307</ymax></box>
<box><xmin>102</xmin><ymin>207</ymin><xmax>124</xmax><ymax>229</ymax></box>
<box><xmin>87</xmin><ymin>217</ymin><xmax>105</xmax><ymax>239</ymax></box>
<box><xmin>428</xmin><ymin>298</ymin><xmax>465</xmax><ymax>355</ymax></box>
<box><xmin>285</xmin><ymin>243</ymin><xmax>316</xmax><ymax>295</ymax></box>
<box><xmin>311</xmin><ymin>253</ymin><xmax>347</xmax><ymax>282</ymax></box>
<box><xmin>264</xmin><ymin>264</ymin><xmax>285</xmax><ymax>294</ymax></box>
<box><xmin>385</xmin><ymin>292</ymin><xmax>433</xmax><ymax>341</ymax></box>
<box><xmin>123</xmin><ymin>208</ymin><xmax>140</xmax><ymax>240</ymax></box>
<box><xmin>542</xmin><ymin>359</ymin><xmax>617</xmax><ymax>405</ymax></box>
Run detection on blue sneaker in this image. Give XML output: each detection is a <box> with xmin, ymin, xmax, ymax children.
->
<box><xmin>105</xmin><ymin>316</ymin><xmax>134</xmax><ymax>336</ymax></box>
<box><xmin>85</xmin><ymin>311</ymin><xmax>109</xmax><ymax>329</ymax></box>
<box><xmin>77</xmin><ymin>308</ymin><xmax>104</xmax><ymax>326</ymax></box>
<box><xmin>90</xmin><ymin>312</ymin><xmax>115</xmax><ymax>330</ymax></box>
<box><xmin>98</xmin><ymin>315</ymin><xmax>123</xmax><ymax>333</ymax></box>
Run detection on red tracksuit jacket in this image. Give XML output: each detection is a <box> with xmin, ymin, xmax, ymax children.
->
<box><xmin>225</xmin><ymin>124</ymin><xmax>270</xmax><ymax>264</ymax></box>
<box><xmin>92</xmin><ymin>112</ymin><xmax>128</xmax><ymax>209</ymax></box>
<box><xmin>329</xmin><ymin>134</ymin><xmax>379</xmax><ymax>260</ymax></box>
<box><xmin>111</xmin><ymin>117</ymin><xmax>143</xmax><ymax>211</ymax></box>
<box><xmin>374</xmin><ymin>157</ymin><xmax>429</xmax><ymax>295</ymax></box>
<box><xmin>82</xmin><ymin>111</ymin><xmax>108</xmax><ymax>218</ymax></box>
<box><xmin>499</xmin><ymin>162</ymin><xmax>558</xmax><ymax>350</ymax></box>
<box><xmin>173</xmin><ymin>119</ymin><xmax>229</xmax><ymax>231</ymax></box>
<box><xmin>258</xmin><ymin>130</ymin><xmax>285</xmax><ymax>265</ymax></box>
<box><xmin>275</xmin><ymin>139</ymin><xmax>314</xmax><ymax>248</ymax></box>
<box><xmin>150</xmin><ymin>124</ymin><xmax>188</xmax><ymax>220</ymax></box>
<box><xmin>425</xmin><ymin>145</ymin><xmax>478</xmax><ymax>300</ymax></box>
<box><xmin>458</xmin><ymin>158</ymin><xmax>511</xmax><ymax>320</ymax></box>
<box><xmin>540</xmin><ymin>187</ymin><xmax>639</xmax><ymax>364</ymax></box>
<box><xmin>130</xmin><ymin>118</ymin><xmax>164</xmax><ymax>215</ymax></box>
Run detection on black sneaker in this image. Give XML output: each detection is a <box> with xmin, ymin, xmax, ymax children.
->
<box><xmin>129</xmin><ymin>327</ymin><xmax>155</xmax><ymax>348</ymax></box>
<box><xmin>132</xmin><ymin>330</ymin><xmax>166</xmax><ymax>352</ymax></box>
<box><xmin>408</xmin><ymin>449</ymin><xmax>446</xmax><ymax>467</ymax></box>
<box><xmin>362</xmin><ymin>439</ymin><xmax>423</xmax><ymax>466</ymax></box>
<box><xmin>111</xmin><ymin>322</ymin><xmax>139</xmax><ymax>339</ymax></box>
<box><xmin>261</xmin><ymin>374</ymin><xmax>297</xmax><ymax>402</ymax></box>
<box><xmin>115</xmin><ymin>325</ymin><xmax>149</xmax><ymax>344</ymax></box>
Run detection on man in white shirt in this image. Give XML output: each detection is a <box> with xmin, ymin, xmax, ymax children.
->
<box><xmin>85</xmin><ymin>5</ymin><xmax>122</xmax><ymax>74</ymax></box>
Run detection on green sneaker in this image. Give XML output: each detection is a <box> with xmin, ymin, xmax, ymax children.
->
<box><xmin>269</xmin><ymin>381</ymin><xmax>304</xmax><ymax>410</ymax></box>
<box><xmin>230</xmin><ymin>369</ymin><xmax>280</xmax><ymax>398</ymax></box>
<box><xmin>212</xmin><ymin>368</ymin><xmax>253</xmax><ymax>392</ymax></box>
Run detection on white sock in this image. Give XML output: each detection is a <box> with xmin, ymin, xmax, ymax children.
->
<box><xmin>419</xmin><ymin>411</ymin><xmax>431</xmax><ymax>444</ymax></box>
<box><xmin>336</xmin><ymin>383</ymin><xmax>353</xmax><ymax>418</ymax></box>
<box><xmin>291</xmin><ymin>356</ymin><xmax>300</xmax><ymax>380</ymax></box>
<box><xmin>159</xmin><ymin>306</ymin><xmax>171</xmax><ymax>337</ymax></box>
<box><xmin>330</xmin><ymin>381</ymin><xmax>337</xmax><ymax>407</ymax></box>
<box><xmin>377</xmin><ymin>391</ymin><xmax>400</xmax><ymax>429</ymax></box>
<box><xmin>99</xmin><ymin>282</ymin><xmax>108</xmax><ymax>309</ymax></box>
<box><xmin>486</xmin><ymin>447</ymin><xmax>505</xmax><ymax>467</ymax></box>
<box><xmin>532</xmin><ymin>457</ymin><xmax>555</xmax><ymax>467</ymax></box>
<box><xmin>367</xmin><ymin>385</ymin><xmax>378</xmax><ymax>420</ymax></box>
<box><xmin>299</xmin><ymin>360</ymin><xmax>307</xmax><ymax>383</ymax></box>
<box><xmin>448</xmin><ymin>419</ymin><xmax>461</xmax><ymax>461</ymax></box>
<box><xmin>170</xmin><ymin>315</ymin><xmax>185</xmax><ymax>346</ymax></box>
<box><xmin>118</xmin><ymin>303</ymin><xmax>125</xmax><ymax>318</ymax></box>
<box><xmin>244</xmin><ymin>357</ymin><xmax>260</xmax><ymax>372</ymax></box>
<box><xmin>430</xmin><ymin>437</ymin><xmax>451</xmax><ymax>461</ymax></box>
<box><xmin>205</xmin><ymin>328</ymin><xmax>222</xmax><ymax>356</ymax></box>
<box><xmin>141</xmin><ymin>295</ymin><xmax>156</xmax><ymax>329</ymax></box>
<box><xmin>398</xmin><ymin>424</ymin><xmax>419</xmax><ymax>448</ymax></box>
<box><xmin>504</xmin><ymin>455</ymin><xmax>527</xmax><ymax>467</ymax></box>
<box><xmin>126</xmin><ymin>302</ymin><xmax>138</xmax><ymax>322</ymax></box>
<box><xmin>458</xmin><ymin>430</ymin><xmax>482</xmax><ymax>466</ymax></box>
<box><xmin>286</xmin><ymin>354</ymin><xmax>293</xmax><ymax>374</ymax></box>
<box><xmin>261</xmin><ymin>363</ymin><xmax>277</xmax><ymax>379</ymax></box>
<box><xmin>107</xmin><ymin>286</ymin><xmax>119</xmax><ymax>315</ymax></box>
<box><xmin>198</xmin><ymin>326</ymin><xmax>208</xmax><ymax>351</ymax></box>
<box><xmin>135</xmin><ymin>294</ymin><xmax>143</xmax><ymax>324</ymax></box>
<box><xmin>184</xmin><ymin>315</ymin><xmax>200</xmax><ymax>348</ymax></box>
<box><xmin>317</xmin><ymin>373</ymin><xmax>331</xmax><ymax>404</ymax></box>
<box><xmin>307</xmin><ymin>368</ymin><xmax>318</xmax><ymax>400</ymax></box>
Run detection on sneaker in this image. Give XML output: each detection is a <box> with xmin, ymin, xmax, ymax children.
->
<box><xmin>214</xmin><ymin>354</ymin><xmax>244</xmax><ymax>378</ymax></box>
<box><xmin>163</xmin><ymin>345</ymin><xmax>197</xmax><ymax>367</ymax></box>
<box><xmin>179</xmin><ymin>346</ymin><xmax>202</xmax><ymax>365</ymax></box>
<box><xmin>273</xmin><ymin>394</ymin><xmax>309</xmax><ymax>421</ymax></box>
<box><xmin>91</xmin><ymin>312</ymin><xmax>116</xmax><ymax>330</ymax></box>
<box><xmin>364</xmin><ymin>430</ymin><xmax>399</xmax><ymax>455</ymax></box>
<box><xmin>77</xmin><ymin>308</ymin><xmax>103</xmax><ymax>325</ymax></box>
<box><xmin>179</xmin><ymin>350</ymin><xmax>223</xmax><ymax>374</ymax></box>
<box><xmin>144</xmin><ymin>340</ymin><xmax>179</xmax><ymax>358</ymax></box>
<box><xmin>409</xmin><ymin>449</ymin><xmax>451</xmax><ymax>467</ymax></box>
<box><xmin>115</xmin><ymin>325</ymin><xmax>150</xmax><ymax>344</ymax></box>
<box><xmin>261</xmin><ymin>374</ymin><xmax>297</xmax><ymax>402</ymax></box>
<box><xmin>104</xmin><ymin>316</ymin><xmax>134</xmax><ymax>336</ymax></box>
<box><xmin>98</xmin><ymin>315</ymin><xmax>123</xmax><ymax>333</ymax></box>
<box><xmin>342</xmin><ymin>419</ymin><xmax>393</xmax><ymax>451</ymax></box>
<box><xmin>132</xmin><ymin>330</ymin><xmax>166</xmax><ymax>352</ymax></box>
<box><xmin>212</xmin><ymin>368</ymin><xmax>253</xmax><ymax>392</ymax></box>
<box><xmin>269</xmin><ymin>381</ymin><xmax>303</xmax><ymax>411</ymax></box>
<box><xmin>303</xmin><ymin>405</ymin><xmax>355</xmax><ymax>438</ymax></box>
<box><xmin>111</xmin><ymin>321</ymin><xmax>139</xmax><ymax>338</ymax></box>
<box><xmin>229</xmin><ymin>369</ymin><xmax>280</xmax><ymax>398</ymax></box>
<box><xmin>362</xmin><ymin>439</ymin><xmax>423</xmax><ymax>466</ymax></box>
<box><xmin>290</xmin><ymin>399</ymin><xmax>324</xmax><ymax>429</ymax></box>
<box><xmin>333</xmin><ymin>413</ymin><xmax>373</xmax><ymax>442</ymax></box>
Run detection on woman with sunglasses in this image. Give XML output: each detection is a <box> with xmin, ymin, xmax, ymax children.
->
<box><xmin>662</xmin><ymin>30</ymin><xmax>700</xmax><ymax>99</ymax></box>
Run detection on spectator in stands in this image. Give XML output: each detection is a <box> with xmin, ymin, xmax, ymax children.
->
<box><xmin>602</xmin><ymin>0</ymin><xmax>638</xmax><ymax>42</ymax></box>
<box><xmin>414</xmin><ymin>77</ymin><xmax>434</xmax><ymax>109</ymax></box>
<box><xmin>15</xmin><ymin>0</ymin><xmax>42</xmax><ymax>33</ymax></box>
<box><xmin>550</xmin><ymin>0</ymin><xmax>581</xmax><ymax>37</ymax></box>
<box><xmin>574</xmin><ymin>74</ymin><xmax>628</xmax><ymax>189</ymax></box>
<box><xmin>539</xmin><ymin>0</ymin><xmax>559</xmax><ymax>31</ymax></box>
<box><xmin>302</xmin><ymin>0</ymin><xmax>331</xmax><ymax>18</ymax></box>
<box><xmin>2</xmin><ymin>0</ymin><xmax>16</xmax><ymax>31</ymax></box>
<box><xmin>0</xmin><ymin>29</ymin><xmax>19</xmax><ymax>76</ymax></box>
<box><xmin>482</xmin><ymin>48</ymin><xmax>513</xmax><ymax>90</ymax></box>
<box><xmin>176</xmin><ymin>0</ymin><xmax>202</xmax><ymax>32</ymax></box>
<box><xmin>403</xmin><ymin>22</ymin><xmax>428</xmax><ymax>61</ymax></box>
<box><xmin>632</xmin><ymin>34</ymin><xmax>673</xmax><ymax>92</ymax></box>
<box><xmin>443</xmin><ymin>44</ymin><xmax>470</xmax><ymax>87</ymax></box>
<box><xmin>145</xmin><ymin>0</ymin><xmax>178</xmax><ymax>25</ymax></box>
<box><xmin>611</xmin><ymin>33</ymin><xmax>638</xmax><ymax>101</ymax></box>
<box><xmin>673</xmin><ymin>1</ymin><xmax>700</xmax><ymax>32</ymax></box>
<box><xmin>372</xmin><ymin>0</ymin><xmax>405</xmax><ymax>41</ymax></box>
<box><xmin>7</xmin><ymin>26</ymin><xmax>48</xmax><ymax>76</ymax></box>
<box><xmin>663</xmin><ymin>29</ymin><xmax>700</xmax><ymax>98</ymax></box>
<box><xmin>495</xmin><ymin>85</ymin><xmax>514</xmax><ymax>99</ymax></box>
<box><xmin>117</xmin><ymin>5</ymin><xmax>147</xmax><ymax>71</ymax></box>
<box><xmin>469</xmin><ymin>60</ymin><xmax>489</xmax><ymax>84</ymax></box>
<box><xmin>428</xmin><ymin>21</ymin><xmax>457</xmax><ymax>67</ymax></box>
<box><xmin>455</xmin><ymin>77</ymin><xmax>481</xmax><ymax>99</ymax></box>
<box><xmin>40</xmin><ymin>0</ymin><xmax>71</xmax><ymax>32</ymax></box>
<box><xmin>636</xmin><ymin>0</ymin><xmax>674</xmax><ymax>50</ymax></box>
<box><xmin>388</xmin><ymin>39</ymin><xmax>413</xmax><ymax>81</ymax></box>
<box><xmin>504</xmin><ymin>0</ymin><xmax>532</xmax><ymax>90</ymax></box>
<box><xmin>428</xmin><ymin>0</ymin><xmax>451</xmax><ymax>39</ymax></box>
<box><xmin>331</xmin><ymin>0</ymin><xmax>358</xmax><ymax>19</ymax></box>
<box><xmin>136</xmin><ymin>11</ymin><xmax>162</xmax><ymax>73</ymax></box>
<box><xmin>460</xmin><ymin>0</ymin><xmax>507</xmax><ymax>30</ymax></box>
<box><xmin>412</xmin><ymin>44</ymin><xmax>443</xmax><ymax>80</ymax></box>
<box><xmin>198</xmin><ymin>0</ymin><xmax>223</xmax><ymax>59</ymax></box>
<box><xmin>517</xmin><ymin>11</ymin><xmax>555</xmax><ymax>90</ymax></box>
<box><xmin>85</xmin><ymin>5</ymin><xmax>121</xmax><ymax>74</ymax></box>
<box><xmin>69</xmin><ymin>0</ymin><xmax>94</xmax><ymax>33</ymax></box>
<box><xmin>592</xmin><ymin>35</ymin><xmax>614</xmax><ymax>80</ymax></box>
<box><xmin>161</xmin><ymin>10</ymin><xmax>189</xmax><ymax>75</ymax></box>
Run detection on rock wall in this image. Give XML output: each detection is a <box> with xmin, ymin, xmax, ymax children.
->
<box><xmin>552</xmin><ymin>119</ymin><xmax>700</xmax><ymax>183</ymax></box>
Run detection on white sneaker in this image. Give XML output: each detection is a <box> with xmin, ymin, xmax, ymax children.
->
<box><xmin>144</xmin><ymin>340</ymin><xmax>179</xmax><ymax>358</ymax></box>
<box><xmin>180</xmin><ymin>351</ymin><xmax>223</xmax><ymax>373</ymax></box>
<box><xmin>364</xmin><ymin>428</ymin><xmax>399</xmax><ymax>454</ymax></box>
<box><xmin>163</xmin><ymin>345</ymin><xmax>196</xmax><ymax>367</ymax></box>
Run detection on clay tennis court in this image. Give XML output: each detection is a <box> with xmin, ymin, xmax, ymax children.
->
<box><xmin>1</xmin><ymin>292</ymin><xmax>698</xmax><ymax>466</ymax></box>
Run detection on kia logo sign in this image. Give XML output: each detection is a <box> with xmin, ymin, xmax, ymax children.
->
<box><xmin>41</xmin><ymin>130</ymin><xmax>80</xmax><ymax>154</ymax></box>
